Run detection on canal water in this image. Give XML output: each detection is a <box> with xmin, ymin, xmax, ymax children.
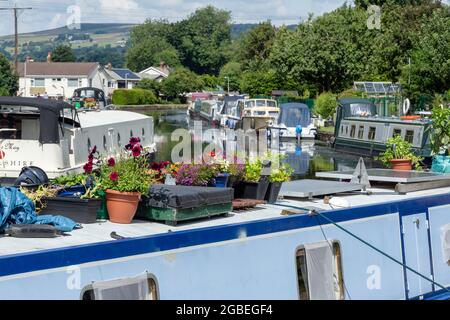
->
<box><xmin>146</xmin><ymin>109</ymin><xmax>382</xmax><ymax>179</ymax></box>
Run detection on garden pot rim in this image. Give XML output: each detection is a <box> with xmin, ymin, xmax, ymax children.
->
<box><xmin>390</xmin><ymin>158</ymin><xmax>412</xmax><ymax>163</ymax></box>
<box><xmin>105</xmin><ymin>189</ymin><xmax>141</xmax><ymax>196</ymax></box>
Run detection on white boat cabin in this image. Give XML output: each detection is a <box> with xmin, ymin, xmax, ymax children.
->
<box><xmin>0</xmin><ymin>97</ymin><xmax>155</xmax><ymax>180</ymax></box>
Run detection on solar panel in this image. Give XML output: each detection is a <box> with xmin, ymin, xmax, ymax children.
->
<box><xmin>353</xmin><ymin>82</ymin><xmax>402</xmax><ymax>95</ymax></box>
<box><xmin>113</xmin><ymin>69</ymin><xmax>140</xmax><ymax>80</ymax></box>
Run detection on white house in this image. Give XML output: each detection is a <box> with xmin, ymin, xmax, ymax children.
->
<box><xmin>17</xmin><ymin>58</ymin><xmax>108</xmax><ymax>99</ymax></box>
<box><xmin>139</xmin><ymin>62</ymin><xmax>171</xmax><ymax>82</ymax></box>
<box><xmin>103</xmin><ymin>64</ymin><xmax>141</xmax><ymax>96</ymax></box>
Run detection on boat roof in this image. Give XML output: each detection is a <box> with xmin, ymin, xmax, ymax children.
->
<box><xmin>75</xmin><ymin>110</ymin><xmax>151</xmax><ymax>128</ymax></box>
<box><xmin>2</xmin><ymin>184</ymin><xmax>450</xmax><ymax>257</ymax></box>
<box><xmin>0</xmin><ymin>97</ymin><xmax>75</xmax><ymax>113</ymax></box>
<box><xmin>280</xmin><ymin>103</ymin><xmax>309</xmax><ymax>110</ymax></box>
<box><xmin>339</xmin><ymin>98</ymin><xmax>374</xmax><ymax>106</ymax></box>
<box><xmin>344</xmin><ymin>116</ymin><xmax>431</xmax><ymax>125</ymax></box>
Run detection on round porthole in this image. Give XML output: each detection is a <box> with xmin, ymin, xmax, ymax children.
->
<box><xmin>103</xmin><ymin>135</ymin><xmax>107</xmax><ymax>151</ymax></box>
<box><xmin>87</xmin><ymin>138</ymin><xmax>91</xmax><ymax>153</ymax></box>
<box><xmin>117</xmin><ymin>133</ymin><xmax>121</xmax><ymax>147</ymax></box>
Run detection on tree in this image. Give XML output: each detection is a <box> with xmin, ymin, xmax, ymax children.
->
<box><xmin>51</xmin><ymin>44</ymin><xmax>76</xmax><ymax>62</ymax></box>
<box><xmin>239</xmin><ymin>69</ymin><xmax>280</xmax><ymax>97</ymax></box>
<box><xmin>238</xmin><ymin>21</ymin><xmax>277</xmax><ymax>70</ymax></box>
<box><xmin>313</xmin><ymin>92</ymin><xmax>337</xmax><ymax>119</ymax></box>
<box><xmin>161</xmin><ymin>68</ymin><xmax>203</xmax><ymax>101</ymax></box>
<box><xmin>219</xmin><ymin>62</ymin><xmax>242</xmax><ymax>92</ymax></box>
<box><xmin>0</xmin><ymin>53</ymin><xmax>18</xmax><ymax>96</ymax></box>
<box><xmin>126</xmin><ymin>37</ymin><xmax>180</xmax><ymax>72</ymax></box>
<box><xmin>173</xmin><ymin>6</ymin><xmax>232</xmax><ymax>75</ymax></box>
<box><xmin>134</xmin><ymin>78</ymin><xmax>162</xmax><ymax>97</ymax></box>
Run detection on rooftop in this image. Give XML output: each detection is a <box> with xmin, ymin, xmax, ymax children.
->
<box><xmin>17</xmin><ymin>62</ymin><xmax>99</xmax><ymax>77</ymax></box>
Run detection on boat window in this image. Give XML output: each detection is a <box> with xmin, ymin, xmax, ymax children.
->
<box><xmin>368</xmin><ymin>127</ymin><xmax>376</xmax><ymax>140</ymax></box>
<box><xmin>87</xmin><ymin>138</ymin><xmax>91</xmax><ymax>153</ymax></box>
<box><xmin>117</xmin><ymin>133</ymin><xmax>121</xmax><ymax>147</ymax></box>
<box><xmin>392</xmin><ymin>128</ymin><xmax>402</xmax><ymax>138</ymax></box>
<box><xmin>340</xmin><ymin>125</ymin><xmax>344</xmax><ymax>135</ymax></box>
<box><xmin>81</xmin><ymin>273</ymin><xmax>159</xmax><ymax>300</ymax></box>
<box><xmin>296</xmin><ymin>241</ymin><xmax>344</xmax><ymax>300</ymax></box>
<box><xmin>130</xmin><ymin>130</ymin><xmax>133</xmax><ymax>138</ymax></box>
<box><xmin>103</xmin><ymin>135</ymin><xmax>107</xmax><ymax>151</ymax></box>
<box><xmin>0</xmin><ymin>114</ymin><xmax>23</xmax><ymax>139</ymax></box>
<box><xmin>405</xmin><ymin>130</ymin><xmax>414</xmax><ymax>144</ymax></box>
<box><xmin>142</xmin><ymin>128</ymin><xmax>145</xmax><ymax>139</ymax></box>
<box><xmin>350</xmin><ymin>125</ymin><xmax>356</xmax><ymax>138</ymax></box>
<box><xmin>345</xmin><ymin>126</ymin><xmax>348</xmax><ymax>135</ymax></box>
<box><xmin>358</xmin><ymin>125</ymin><xmax>364</xmax><ymax>139</ymax></box>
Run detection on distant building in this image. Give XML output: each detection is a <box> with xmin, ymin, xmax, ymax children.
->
<box><xmin>103</xmin><ymin>63</ymin><xmax>141</xmax><ymax>96</ymax></box>
<box><xmin>17</xmin><ymin>55</ymin><xmax>106</xmax><ymax>99</ymax></box>
<box><xmin>271</xmin><ymin>90</ymin><xmax>299</xmax><ymax>97</ymax></box>
<box><xmin>139</xmin><ymin>62</ymin><xmax>171</xmax><ymax>82</ymax></box>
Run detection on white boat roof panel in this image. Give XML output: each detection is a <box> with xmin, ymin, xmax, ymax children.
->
<box><xmin>75</xmin><ymin>110</ymin><xmax>151</xmax><ymax>128</ymax></box>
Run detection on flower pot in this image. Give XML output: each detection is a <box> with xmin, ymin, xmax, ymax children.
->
<box><xmin>214</xmin><ymin>173</ymin><xmax>230</xmax><ymax>188</ymax></box>
<box><xmin>390</xmin><ymin>159</ymin><xmax>412</xmax><ymax>171</ymax></box>
<box><xmin>242</xmin><ymin>180</ymin><xmax>269</xmax><ymax>200</ymax></box>
<box><xmin>41</xmin><ymin>197</ymin><xmax>102</xmax><ymax>224</ymax></box>
<box><xmin>264</xmin><ymin>182</ymin><xmax>283</xmax><ymax>204</ymax></box>
<box><xmin>105</xmin><ymin>189</ymin><xmax>141</xmax><ymax>224</ymax></box>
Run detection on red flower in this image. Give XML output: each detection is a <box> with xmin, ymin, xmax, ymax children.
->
<box><xmin>83</xmin><ymin>162</ymin><xmax>93</xmax><ymax>174</ymax></box>
<box><xmin>109</xmin><ymin>171</ymin><xmax>119</xmax><ymax>181</ymax></box>
<box><xmin>107</xmin><ymin>157</ymin><xmax>116</xmax><ymax>167</ymax></box>
<box><xmin>129</xmin><ymin>137</ymin><xmax>141</xmax><ymax>145</ymax></box>
<box><xmin>132</xmin><ymin>143</ymin><xmax>142</xmax><ymax>157</ymax></box>
<box><xmin>210</xmin><ymin>151</ymin><xmax>216</xmax><ymax>157</ymax></box>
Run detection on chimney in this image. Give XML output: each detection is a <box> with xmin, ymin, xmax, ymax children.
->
<box><xmin>159</xmin><ymin>61</ymin><xmax>169</xmax><ymax>74</ymax></box>
<box><xmin>107</xmin><ymin>62</ymin><xmax>112</xmax><ymax>71</ymax></box>
<box><xmin>47</xmin><ymin>52</ymin><xmax>52</xmax><ymax>63</ymax></box>
<box><xmin>25</xmin><ymin>56</ymin><xmax>33</xmax><ymax>63</ymax></box>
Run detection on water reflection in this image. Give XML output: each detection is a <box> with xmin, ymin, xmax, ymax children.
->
<box><xmin>144</xmin><ymin>109</ymin><xmax>382</xmax><ymax>177</ymax></box>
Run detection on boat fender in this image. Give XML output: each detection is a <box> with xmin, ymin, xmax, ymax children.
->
<box><xmin>296</xmin><ymin>125</ymin><xmax>303</xmax><ymax>136</ymax></box>
<box><xmin>403</xmin><ymin>98</ymin><xmax>411</xmax><ymax>115</ymax></box>
<box><xmin>5</xmin><ymin>224</ymin><xmax>60</xmax><ymax>238</ymax></box>
<box><xmin>328</xmin><ymin>197</ymin><xmax>350</xmax><ymax>208</ymax></box>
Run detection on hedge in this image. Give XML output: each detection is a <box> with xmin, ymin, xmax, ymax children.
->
<box><xmin>112</xmin><ymin>89</ymin><xmax>158</xmax><ymax>105</ymax></box>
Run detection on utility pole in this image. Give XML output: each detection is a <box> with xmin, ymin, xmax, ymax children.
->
<box><xmin>0</xmin><ymin>6</ymin><xmax>33</xmax><ymax>71</ymax></box>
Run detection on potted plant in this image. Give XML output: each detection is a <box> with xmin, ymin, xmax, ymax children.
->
<box><xmin>377</xmin><ymin>135</ymin><xmax>423</xmax><ymax>171</ymax></box>
<box><xmin>265</xmin><ymin>162</ymin><xmax>293</xmax><ymax>204</ymax></box>
<box><xmin>241</xmin><ymin>158</ymin><xmax>269</xmax><ymax>200</ymax></box>
<box><xmin>175</xmin><ymin>164</ymin><xmax>217</xmax><ymax>186</ymax></box>
<box><xmin>99</xmin><ymin>137</ymin><xmax>154</xmax><ymax>224</ymax></box>
<box><xmin>430</xmin><ymin>98</ymin><xmax>450</xmax><ymax>173</ymax></box>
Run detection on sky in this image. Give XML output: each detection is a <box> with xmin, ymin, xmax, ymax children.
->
<box><xmin>0</xmin><ymin>0</ymin><xmax>349</xmax><ymax>36</ymax></box>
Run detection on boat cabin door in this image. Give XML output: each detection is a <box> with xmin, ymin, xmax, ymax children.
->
<box><xmin>401</xmin><ymin>213</ymin><xmax>433</xmax><ymax>299</ymax></box>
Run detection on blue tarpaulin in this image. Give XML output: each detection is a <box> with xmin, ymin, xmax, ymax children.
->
<box><xmin>0</xmin><ymin>187</ymin><xmax>79</xmax><ymax>233</ymax></box>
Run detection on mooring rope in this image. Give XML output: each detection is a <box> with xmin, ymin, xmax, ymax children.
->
<box><xmin>273</xmin><ymin>202</ymin><xmax>450</xmax><ymax>294</ymax></box>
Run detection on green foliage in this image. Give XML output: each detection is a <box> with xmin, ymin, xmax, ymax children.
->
<box><xmin>265</xmin><ymin>153</ymin><xmax>294</xmax><ymax>183</ymax></box>
<box><xmin>127</xmin><ymin>6</ymin><xmax>231</xmax><ymax>75</ymax></box>
<box><xmin>314</xmin><ymin>92</ymin><xmax>337</xmax><ymax>119</ymax></box>
<box><xmin>0</xmin><ymin>53</ymin><xmax>18</xmax><ymax>96</ymax></box>
<box><xmin>199</xmin><ymin>74</ymin><xmax>220</xmax><ymax>90</ymax></box>
<box><xmin>238</xmin><ymin>21</ymin><xmax>277</xmax><ymax>70</ymax></box>
<box><xmin>239</xmin><ymin>69</ymin><xmax>280</xmax><ymax>96</ymax></box>
<box><xmin>134</xmin><ymin>79</ymin><xmax>162</xmax><ymax>97</ymax></box>
<box><xmin>244</xmin><ymin>159</ymin><xmax>263</xmax><ymax>183</ymax></box>
<box><xmin>112</xmin><ymin>89</ymin><xmax>158</xmax><ymax>105</ymax></box>
<box><xmin>219</xmin><ymin>62</ymin><xmax>242</xmax><ymax>92</ymax></box>
<box><xmin>51</xmin><ymin>44</ymin><xmax>76</xmax><ymax>62</ymax></box>
<box><xmin>161</xmin><ymin>67</ymin><xmax>203</xmax><ymax>101</ymax></box>
<box><xmin>430</xmin><ymin>98</ymin><xmax>450</xmax><ymax>155</ymax></box>
<box><xmin>53</xmin><ymin>173</ymin><xmax>88</xmax><ymax>188</ymax></box>
<box><xmin>376</xmin><ymin>135</ymin><xmax>423</xmax><ymax>169</ymax></box>
<box><xmin>126</xmin><ymin>37</ymin><xmax>180</xmax><ymax>72</ymax></box>
<box><xmin>99</xmin><ymin>155</ymin><xmax>153</xmax><ymax>194</ymax></box>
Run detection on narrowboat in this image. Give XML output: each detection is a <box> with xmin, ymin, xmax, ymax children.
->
<box><xmin>333</xmin><ymin>98</ymin><xmax>432</xmax><ymax>157</ymax></box>
<box><xmin>219</xmin><ymin>98</ymin><xmax>280</xmax><ymax>131</ymax></box>
<box><xmin>0</xmin><ymin>181</ymin><xmax>449</xmax><ymax>300</ymax></box>
<box><xmin>270</xmin><ymin>103</ymin><xmax>317</xmax><ymax>139</ymax></box>
<box><xmin>0</xmin><ymin>97</ymin><xmax>156</xmax><ymax>182</ymax></box>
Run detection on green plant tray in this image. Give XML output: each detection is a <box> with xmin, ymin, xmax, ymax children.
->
<box><xmin>136</xmin><ymin>202</ymin><xmax>232</xmax><ymax>226</ymax></box>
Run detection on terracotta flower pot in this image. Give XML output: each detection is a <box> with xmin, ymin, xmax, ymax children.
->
<box><xmin>390</xmin><ymin>159</ymin><xmax>412</xmax><ymax>171</ymax></box>
<box><xmin>105</xmin><ymin>189</ymin><xmax>141</xmax><ymax>224</ymax></box>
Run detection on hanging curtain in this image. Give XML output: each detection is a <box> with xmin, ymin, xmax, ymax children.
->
<box><xmin>304</xmin><ymin>241</ymin><xmax>337</xmax><ymax>300</ymax></box>
<box><xmin>92</xmin><ymin>273</ymin><xmax>151</xmax><ymax>300</ymax></box>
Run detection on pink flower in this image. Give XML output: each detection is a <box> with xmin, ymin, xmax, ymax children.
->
<box><xmin>109</xmin><ymin>171</ymin><xmax>119</xmax><ymax>181</ymax></box>
<box><xmin>107</xmin><ymin>157</ymin><xmax>116</xmax><ymax>167</ymax></box>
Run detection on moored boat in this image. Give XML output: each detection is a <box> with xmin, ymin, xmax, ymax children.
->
<box><xmin>0</xmin><ymin>97</ymin><xmax>156</xmax><ymax>182</ymax></box>
<box><xmin>333</xmin><ymin>98</ymin><xmax>432</xmax><ymax>157</ymax></box>
<box><xmin>270</xmin><ymin>103</ymin><xmax>317</xmax><ymax>139</ymax></box>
